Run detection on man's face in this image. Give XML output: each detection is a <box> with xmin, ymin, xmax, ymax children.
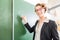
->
<box><xmin>35</xmin><ymin>6</ymin><xmax>45</xmax><ymax>17</ymax></box>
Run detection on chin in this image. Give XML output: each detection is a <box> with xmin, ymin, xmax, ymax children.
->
<box><xmin>39</xmin><ymin>15</ymin><xmax>44</xmax><ymax>17</ymax></box>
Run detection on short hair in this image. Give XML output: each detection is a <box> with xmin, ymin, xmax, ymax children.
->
<box><xmin>35</xmin><ymin>3</ymin><xmax>47</xmax><ymax>12</ymax></box>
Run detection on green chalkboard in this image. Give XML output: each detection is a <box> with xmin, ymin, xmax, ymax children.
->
<box><xmin>14</xmin><ymin>0</ymin><xmax>34</xmax><ymax>40</ymax></box>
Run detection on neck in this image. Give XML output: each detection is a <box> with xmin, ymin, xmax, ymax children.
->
<box><xmin>39</xmin><ymin>16</ymin><xmax>46</xmax><ymax>21</ymax></box>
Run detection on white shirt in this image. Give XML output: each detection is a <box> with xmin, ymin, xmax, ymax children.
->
<box><xmin>34</xmin><ymin>22</ymin><xmax>43</xmax><ymax>40</ymax></box>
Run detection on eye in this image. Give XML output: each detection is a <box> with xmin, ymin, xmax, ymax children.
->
<box><xmin>42</xmin><ymin>5</ymin><xmax>44</xmax><ymax>7</ymax></box>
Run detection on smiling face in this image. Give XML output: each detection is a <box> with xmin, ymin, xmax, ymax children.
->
<box><xmin>35</xmin><ymin>3</ymin><xmax>46</xmax><ymax>18</ymax></box>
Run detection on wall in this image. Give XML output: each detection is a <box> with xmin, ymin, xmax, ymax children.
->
<box><xmin>0</xmin><ymin>0</ymin><xmax>12</xmax><ymax>40</ymax></box>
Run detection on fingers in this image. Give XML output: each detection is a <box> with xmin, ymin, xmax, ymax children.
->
<box><xmin>21</xmin><ymin>16</ymin><xmax>26</xmax><ymax>20</ymax></box>
<box><xmin>21</xmin><ymin>16</ymin><xmax>27</xmax><ymax>23</ymax></box>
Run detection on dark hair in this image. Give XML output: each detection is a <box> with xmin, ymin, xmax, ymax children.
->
<box><xmin>35</xmin><ymin>3</ymin><xmax>47</xmax><ymax>12</ymax></box>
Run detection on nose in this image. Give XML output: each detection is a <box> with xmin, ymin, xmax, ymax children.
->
<box><xmin>36</xmin><ymin>9</ymin><xmax>42</xmax><ymax>12</ymax></box>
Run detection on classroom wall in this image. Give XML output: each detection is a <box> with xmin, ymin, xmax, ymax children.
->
<box><xmin>0</xmin><ymin>0</ymin><xmax>12</xmax><ymax>40</ymax></box>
